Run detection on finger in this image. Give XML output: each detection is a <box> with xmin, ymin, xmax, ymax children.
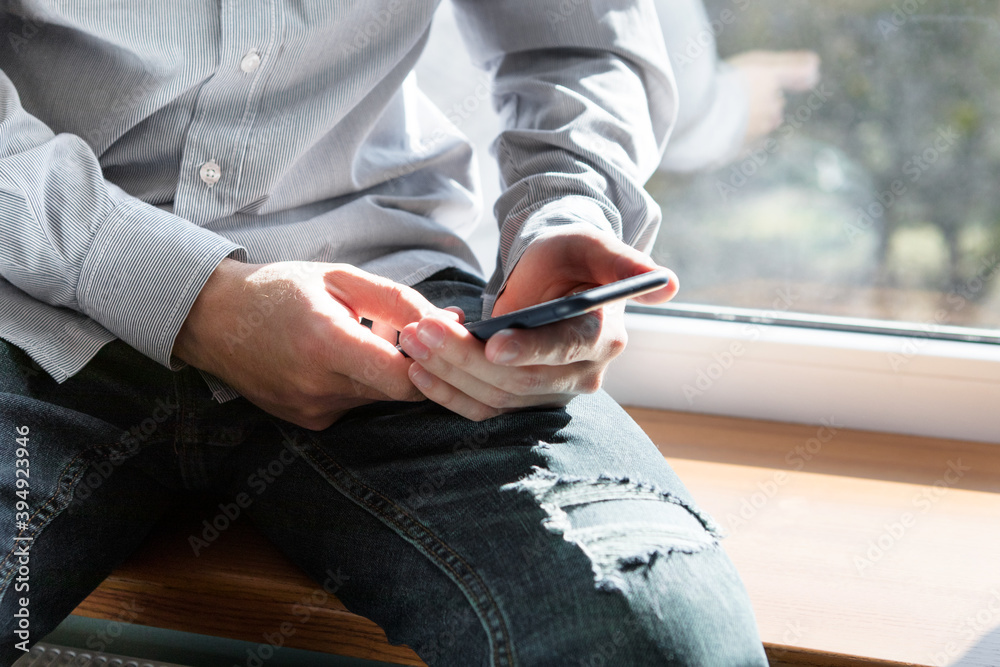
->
<box><xmin>485</xmin><ymin>310</ymin><xmax>619</xmax><ymax>368</ymax></box>
<box><xmin>557</xmin><ymin>234</ymin><xmax>679</xmax><ymax>304</ymax></box>
<box><xmin>408</xmin><ymin>362</ymin><xmax>572</xmax><ymax>421</ymax></box>
<box><xmin>370</xmin><ymin>308</ymin><xmax>460</xmax><ymax>345</ymax></box>
<box><xmin>370</xmin><ymin>320</ymin><xmax>399</xmax><ymax>344</ymax></box>
<box><xmin>409</xmin><ymin>329</ymin><xmax>592</xmax><ymax>397</ymax></box>
<box><xmin>773</xmin><ymin>51</ymin><xmax>821</xmax><ymax>91</ymax></box>
<box><xmin>630</xmin><ymin>267</ymin><xmax>680</xmax><ymax>305</ymax></box>
<box><xmin>324</xmin><ymin>322</ymin><xmax>424</xmax><ymax>402</ymax></box>
<box><xmin>323</xmin><ymin>266</ymin><xmax>446</xmax><ymax>332</ymax></box>
<box><xmin>398</xmin><ymin>315</ymin><xmax>598</xmax><ymax>394</ymax></box>
<box><xmin>575</xmin><ymin>236</ymin><xmax>679</xmax><ymax>304</ymax></box>
<box><xmin>569</xmin><ymin>233</ymin><xmax>658</xmax><ymax>284</ymax></box>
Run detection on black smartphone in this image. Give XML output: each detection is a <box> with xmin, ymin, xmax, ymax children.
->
<box><xmin>464</xmin><ymin>269</ymin><xmax>672</xmax><ymax>340</ymax></box>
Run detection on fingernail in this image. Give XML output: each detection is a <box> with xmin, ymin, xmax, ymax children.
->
<box><xmin>495</xmin><ymin>339</ymin><xmax>520</xmax><ymax>364</ymax></box>
<box><xmin>417</xmin><ymin>322</ymin><xmax>445</xmax><ymax>348</ymax></box>
<box><xmin>411</xmin><ymin>365</ymin><xmax>433</xmax><ymax>389</ymax></box>
<box><xmin>399</xmin><ymin>332</ymin><xmax>428</xmax><ymax>360</ymax></box>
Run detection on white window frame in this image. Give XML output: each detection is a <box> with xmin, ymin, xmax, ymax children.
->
<box><xmin>604</xmin><ymin>311</ymin><xmax>1000</xmax><ymax>445</ymax></box>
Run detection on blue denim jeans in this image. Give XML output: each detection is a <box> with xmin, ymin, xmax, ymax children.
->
<box><xmin>0</xmin><ymin>270</ymin><xmax>767</xmax><ymax>666</ymax></box>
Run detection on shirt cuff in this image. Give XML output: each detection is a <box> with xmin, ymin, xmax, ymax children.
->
<box><xmin>77</xmin><ymin>196</ymin><xmax>246</xmax><ymax>369</ymax></box>
<box><xmin>199</xmin><ymin>369</ymin><xmax>242</xmax><ymax>403</ymax></box>
<box><xmin>483</xmin><ymin>195</ymin><xmax>617</xmax><ymax>317</ymax></box>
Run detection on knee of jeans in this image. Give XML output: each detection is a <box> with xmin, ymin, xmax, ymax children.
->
<box><xmin>503</xmin><ymin>468</ymin><xmax>767</xmax><ymax>666</ymax></box>
<box><xmin>502</xmin><ymin>468</ymin><xmax>723</xmax><ymax>592</ymax></box>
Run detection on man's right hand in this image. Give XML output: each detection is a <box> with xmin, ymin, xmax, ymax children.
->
<box><xmin>727</xmin><ymin>50</ymin><xmax>821</xmax><ymax>147</ymax></box>
<box><xmin>173</xmin><ymin>259</ymin><xmax>454</xmax><ymax>430</ymax></box>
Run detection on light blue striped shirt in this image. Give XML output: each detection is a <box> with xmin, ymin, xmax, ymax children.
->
<box><xmin>0</xmin><ymin>0</ymin><xmax>676</xmax><ymax>398</ymax></box>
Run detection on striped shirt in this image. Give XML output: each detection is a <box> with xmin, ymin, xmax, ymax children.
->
<box><xmin>0</xmin><ymin>0</ymin><xmax>676</xmax><ymax>399</ymax></box>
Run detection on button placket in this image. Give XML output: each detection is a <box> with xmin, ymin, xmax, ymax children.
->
<box><xmin>174</xmin><ymin>0</ymin><xmax>280</xmax><ymax>219</ymax></box>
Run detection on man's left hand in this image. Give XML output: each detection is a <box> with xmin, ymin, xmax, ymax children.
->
<box><xmin>397</xmin><ymin>224</ymin><xmax>678</xmax><ymax>421</ymax></box>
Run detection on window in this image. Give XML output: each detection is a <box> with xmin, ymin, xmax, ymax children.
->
<box><xmin>648</xmin><ymin>0</ymin><xmax>1000</xmax><ymax>336</ymax></box>
<box><xmin>415</xmin><ymin>1</ymin><xmax>1000</xmax><ymax>444</ymax></box>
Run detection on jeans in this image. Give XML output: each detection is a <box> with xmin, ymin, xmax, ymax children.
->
<box><xmin>0</xmin><ymin>270</ymin><xmax>767</xmax><ymax>666</ymax></box>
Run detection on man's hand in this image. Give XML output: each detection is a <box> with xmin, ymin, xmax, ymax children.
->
<box><xmin>173</xmin><ymin>259</ymin><xmax>456</xmax><ymax>430</ymax></box>
<box><xmin>727</xmin><ymin>50</ymin><xmax>821</xmax><ymax>146</ymax></box>
<box><xmin>397</xmin><ymin>224</ymin><xmax>678</xmax><ymax>421</ymax></box>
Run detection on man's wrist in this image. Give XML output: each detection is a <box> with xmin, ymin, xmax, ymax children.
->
<box><xmin>173</xmin><ymin>258</ymin><xmax>253</xmax><ymax>369</ymax></box>
<box><xmin>77</xmin><ymin>196</ymin><xmax>246</xmax><ymax>369</ymax></box>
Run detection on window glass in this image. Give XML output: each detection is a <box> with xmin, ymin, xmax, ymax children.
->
<box><xmin>648</xmin><ymin>0</ymin><xmax>1000</xmax><ymax>330</ymax></box>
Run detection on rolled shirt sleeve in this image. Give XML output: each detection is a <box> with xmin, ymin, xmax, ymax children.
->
<box><xmin>449</xmin><ymin>0</ymin><xmax>678</xmax><ymax>315</ymax></box>
<box><xmin>0</xmin><ymin>70</ymin><xmax>244</xmax><ymax>376</ymax></box>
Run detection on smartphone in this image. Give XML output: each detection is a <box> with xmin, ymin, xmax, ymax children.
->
<box><xmin>464</xmin><ymin>269</ymin><xmax>672</xmax><ymax>340</ymax></box>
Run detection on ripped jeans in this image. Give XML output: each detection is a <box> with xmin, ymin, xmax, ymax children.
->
<box><xmin>0</xmin><ymin>269</ymin><xmax>767</xmax><ymax>666</ymax></box>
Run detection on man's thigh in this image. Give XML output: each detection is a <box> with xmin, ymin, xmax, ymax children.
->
<box><xmin>218</xmin><ymin>391</ymin><xmax>767</xmax><ymax>666</ymax></box>
<box><xmin>0</xmin><ymin>340</ymin><xmax>178</xmax><ymax>661</ymax></box>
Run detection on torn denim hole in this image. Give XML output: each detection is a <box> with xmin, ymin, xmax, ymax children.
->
<box><xmin>502</xmin><ymin>467</ymin><xmax>722</xmax><ymax>593</ymax></box>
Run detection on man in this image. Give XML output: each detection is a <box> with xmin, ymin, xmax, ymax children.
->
<box><xmin>0</xmin><ymin>1</ymin><xmax>767</xmax><ymax>664</ymax></box>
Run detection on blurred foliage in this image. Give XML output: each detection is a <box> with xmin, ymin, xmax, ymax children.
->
<box><xmin>648</xmin><ymin>0</ymin><xmax>1000</xmax><ymax>327</ymax></box>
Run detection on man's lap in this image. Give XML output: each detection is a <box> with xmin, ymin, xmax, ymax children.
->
<box><xmin>0</xmin><ymin>271</ymin><xmax>766</xmax><ymax>665</ymax></box>
<box><xmin>224</xmin><ymin>391</ymin><xmax>764</xmax><ymax>665</ymax></box>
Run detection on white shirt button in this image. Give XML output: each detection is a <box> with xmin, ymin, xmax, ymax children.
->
<box><xmin>240</xmin><ymin>50</ymin><xmax>261</xmax><ymax>74</ymax></box>
<box><xmin>199</xmin><ymin>159</ymin><xmax>221</xmax><ymax>186</ymax></box>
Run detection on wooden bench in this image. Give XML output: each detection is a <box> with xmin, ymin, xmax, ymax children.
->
<box><xmin>73</xmin><ymin>408</ymin><xmax>1000</xmax><ymax>666</ymax></box>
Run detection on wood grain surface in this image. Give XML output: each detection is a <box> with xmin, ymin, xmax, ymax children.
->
<box><xmin>72</xmin><ymin>409</ymin><xmax>1000</xmax><ymax>666</ymax></box>
<box><xmin>630</xmin><ymin>408</ymin><xmax>1000</xmax><ymax>667</ymax></box>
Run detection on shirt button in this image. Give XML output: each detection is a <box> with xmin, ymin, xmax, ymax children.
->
<box><xmin>199</xmin><ymin>159</ymin><xmax>221</xmax><ymax>186</ymax></box>
<box><xmin>240</xmin><ymin>49</ymin><xmax>261</xmax><ymax>74</ymax></box>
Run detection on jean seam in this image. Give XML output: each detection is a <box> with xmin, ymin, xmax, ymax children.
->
<box><xmin>292</xmin><ymin>429</ymin><xmax>516</xmax><ymax>666</ymax></box>
<box><xmin>0</xmin><ymin>441</ymin><xmax>113</xmax><ymax>595</ymax></box>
